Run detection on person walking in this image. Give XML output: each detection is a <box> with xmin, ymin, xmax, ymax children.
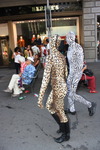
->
<box><xmin>65</xmin><ymin>31</ymin><xmax>96</xmax><ymax>116</ymax></box>
<box><xmin>38</xmin><ymin>34</ymin><xmax>70</xmax><ymax>143</ymax></box>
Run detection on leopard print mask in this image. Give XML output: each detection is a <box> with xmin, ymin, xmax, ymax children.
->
<box><xmin>50</xmin><ymin>34</ymin><xmax>61</xmax><ymax>52</ymax></box>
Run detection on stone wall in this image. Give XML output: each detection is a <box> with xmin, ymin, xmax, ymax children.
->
<box><xmin>83</xmin><ymin>0</ymin><xmax>100</xmax><ymax>61</ymax></box>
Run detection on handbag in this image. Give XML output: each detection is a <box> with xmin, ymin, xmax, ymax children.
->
<box><xmin>81</xmin><ymin>73</ymin><xmax>88</xmax><ymax>86</ymax></box>
<box><xmin>43</xmin><ymin>49</ymin><xmax>47</xmax><ymax>56</ymax></box>
<box><xmin>83</xmin><ymin>69</ymin><xmax>93</xmax><ymax>77</ymax></box>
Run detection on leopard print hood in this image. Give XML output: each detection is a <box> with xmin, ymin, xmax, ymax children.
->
<box><xmin>66</xmin><ymin>31</ymin><xmax>75</xmax><ymax>45</ymax></box>
<box><xmin>50</xmin><ymin>34</ymin><xmax>61</xmax><ymax>52</ymax></box>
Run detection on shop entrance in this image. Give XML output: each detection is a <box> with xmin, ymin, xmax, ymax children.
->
<box><xmin>15</xmin><ymin>17</ymin><xmax>80</xmax><ymax>46</ymax></box>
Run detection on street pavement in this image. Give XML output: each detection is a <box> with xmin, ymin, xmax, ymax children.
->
<box><xmin>0</xmin><ymin>62</ymin><xmax>100</xmax><ymax>150</ymax></box>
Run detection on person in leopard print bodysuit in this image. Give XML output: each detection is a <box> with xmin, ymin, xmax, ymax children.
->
<box><xmin>66</xmin><ymin>31</ymin><xmax>96</xmax><ymax>116</ymax></box>
<box><xmin>38</xmin><ymin>34</ymin><xmax>70</xmax><ymax>143</ymax></box>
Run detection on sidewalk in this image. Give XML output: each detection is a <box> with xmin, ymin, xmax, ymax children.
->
<box><xmin>0</xmin><ymin>62</ymin><xmax>100</xmax><ymax>150</ymax></box>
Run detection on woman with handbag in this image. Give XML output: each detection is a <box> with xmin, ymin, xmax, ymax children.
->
<box><xmin>81</xmin><ymin>64</ymin><xmax>98</xmax><ymax>93</ymax></box>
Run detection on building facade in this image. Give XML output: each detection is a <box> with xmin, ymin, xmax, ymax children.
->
<box><xmin>0</xmin><ymin>0</ymin><xmax>100</xmax><ymax>65</ymax></box>
<box><xmin>83</xmin><ymin>0</ymin><xmax>100</xmax><ymax>62</ymax></box>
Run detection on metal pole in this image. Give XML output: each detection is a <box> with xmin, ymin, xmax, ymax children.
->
<box><xmin>47</xmin><ymin>0</ymin><xmax>49</xmax><ymax>7</ymax></box>
<box><xmin>46</xmin><ymin>0</ymin><xmax>51</xmax><ymax>38</ymax></box>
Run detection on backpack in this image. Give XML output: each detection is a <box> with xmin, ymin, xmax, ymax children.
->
<box><xmin>83</xmin><ymin>69</ymin><xmax>93</xmax><ymax>77</ymax></box>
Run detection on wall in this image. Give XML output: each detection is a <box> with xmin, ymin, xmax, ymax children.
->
<box><xmin>52</xmin><ymin>26</ymin><xmax>77</xmax><ymax>36</ymax></box>
<box><xmin>0</xmin><ymin>24</ymin><xmax>8</xmax><ymax>36</ymax></box>
<box><xmin>83</xmin><ymin>0</ymin><xmax>100</xmax><ymax>61</ymax></box>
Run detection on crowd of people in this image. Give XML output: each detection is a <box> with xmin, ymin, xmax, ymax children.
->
<box><xmin>4</xmin><ymin>39</ymin><xmax>50</xmax><ymax>97</ymax></box>
<box><xmin>3</xmin><ymin>32</ymin><xmax>97</xmax><ymax>143</ymax></box>
<box><xmin>12</xmin><ymin>38</ymin><xmax>50</xmax><ymax>74</ymax></box>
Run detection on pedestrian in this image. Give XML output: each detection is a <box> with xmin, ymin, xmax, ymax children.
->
<box><xmin>33</xmin><ymin>54</ymin><xmax>40</xmax><ymax>68</ymax></box>
<box><xmin>38</xmin><ymin>34</ymin><xmax>70</xmax><ymax>143</ymax></box>
<box><xmin>81</xmin><ymin>62</ymin><xmax>98</xmax><ymax>93</ymax></box>
<box><xmin>65</xmin><ymin>31</ymin><xmax>96</xmax><ymax>116</ymax></box>
<box><xmin>40</xmin><ymin>43</ymin><xmax>47</xmax><ymax>68</ymax></box>
<box><xmin>24</xmin><ymin>45</ymin><xmax>33</xmax><ymax>59</ymax></box>
<box><xmin>12</xmin><ymin>47</ymin><xmax>21</xmax><ymax>74</ymax></box>
<box><xmin>46</xmin><ymin>38</ymin><xmax>50</xmax><ymax>55</ymax></box>
<box><xmin>31</xmin><ymin>42</ymin><xmax>40</xmax><ymax>57</ymax></box>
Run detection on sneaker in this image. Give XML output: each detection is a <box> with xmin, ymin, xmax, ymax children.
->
<box><xmin>88</xmin><ymin>102</ymin><xmax>96</xmax><ymax>116</ymax></box>
<box><xmin>19</xmin><ymin>91</ymin><xmax>23</xmax><ymax>94</ymax></box>
<box><xmin>12</xmin><ymin>94</ymin><xmax>20</xmax><ymax>97</ymax></box>
<box><xmin>20</xmin><ymin>87</ymin><xmax>25</xmax><ymax>91</ymax></box>
<box><xmin>24</xmin><ymin>90</ymin><xmax>30</xmax><ymax>93</ymax></box>
<box><xmin>89</xmin><ymin>90</ymin><xmax>98</xmax><ymax>93</ymax></box>
<box><xmin>4</xmin><ymin>88</ymin><xmax>12</xmax><ymax>93</ymax></box>
<box><xmin>65</xmin><ymin>109</ymin><xmax>76</xmax><ymax>115</ymax></box>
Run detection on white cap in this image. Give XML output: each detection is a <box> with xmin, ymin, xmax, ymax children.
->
<box><xmin>27</xmin><ymin>57</ymin><xmax>34</xmax><ymax>62</ymax></box>
<box><xmin>18</xmin><ymin>56</ymin><xmax>25</xmax><ymax>63</ymax></box>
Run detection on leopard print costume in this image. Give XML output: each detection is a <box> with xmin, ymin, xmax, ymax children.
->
<box><xmin>38</xmin><ymin>34</ymin><xmax>68</xmax><ymax>123</ymax></box>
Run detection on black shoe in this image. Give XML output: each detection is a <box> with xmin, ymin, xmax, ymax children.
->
<box><xmin>54</xmin><ymin>133</ymin><xmax>70</xmax><ymax>143</ymax></box>
<box><xmin>65</xmin><ymin>109</ymin><xmax>76</xmax><ymax>115</ymax></box>
<box><xmin>54</xmin><ymin>122</ymin><xmax>70</xmax><ymax>143</ymax></box>
<box><xmin>56</xmin><ymin>128</ymin><xmax>62</xmax><ymax>134</ymax></box>
<box><xmin>88</xmin><ymin>102</ymin><xmax>96</xmax><ymax>116</ymax></box>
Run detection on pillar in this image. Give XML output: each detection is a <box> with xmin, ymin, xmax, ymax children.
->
<box><xmin>8</xmin><ymin>21</ymin><xmax>17</xmax><ymax>51</ymax></box>
<box><xmin>83</xmin><ymin>0</ymin><xmax>96</xmax><ymax>62</ymax></box>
